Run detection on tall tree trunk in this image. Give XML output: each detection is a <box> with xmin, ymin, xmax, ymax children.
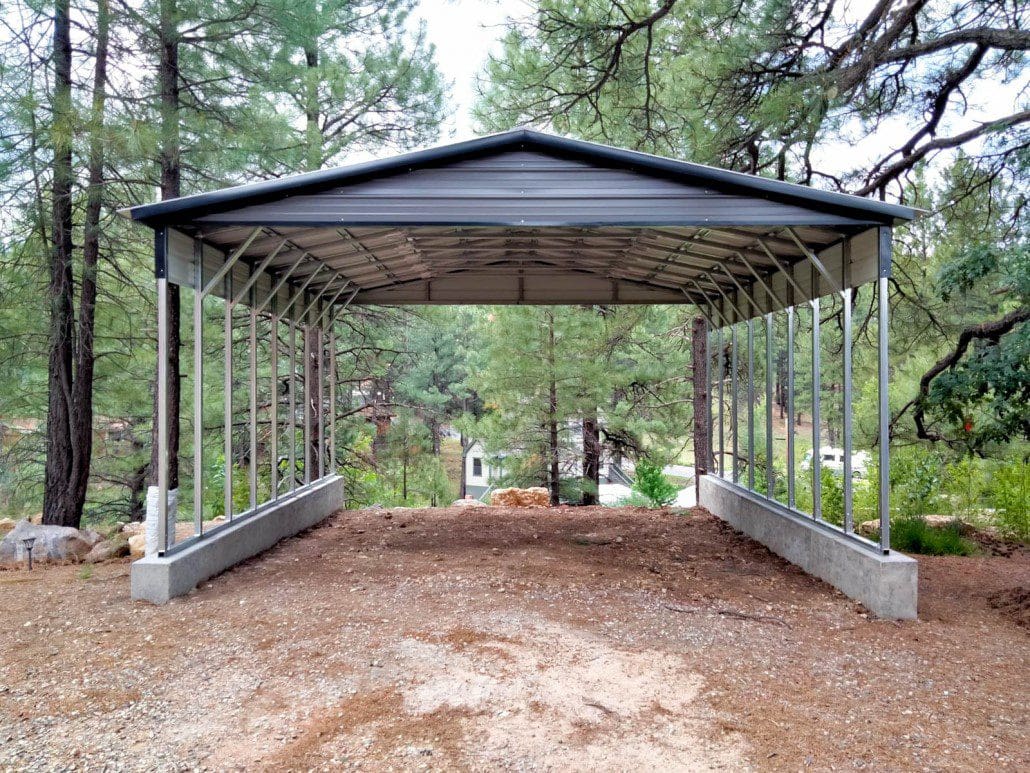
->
<box><xmin>148</xmin><ymin>0</ymin><xmax>181</xmax><ymax>501</ymax></box>
<box><xmin>42</xmin><ymin>0</ymin><xmax>77</xmax><ymax>527</ymax></box>
<box><xmin>428</xmin><ymin>416</ymin><xmax>439</xmax><ymax>506</ymax></box>
<box><xmin>458</xmin><ymin>433</ymin><xmax>469</xmax><ymax>499</ymax></box>
<box><xmin>581</xmin><ymin>412</ymin><xmax>600</xmax><ymax>505</ymax></box>
<box><xmin>69</xmin><ymin>0</ymin><xmax>110</xmax><ymax>519</ymax></box>
<box><xmin>546</xmin><ymin>311</ymin><xmax>559</xmax><ymax>506</ymax></box>
<box><xmin>304</xmin><ymin>45</ymin><xmax>321</xmax><ymax>171</ymax></box>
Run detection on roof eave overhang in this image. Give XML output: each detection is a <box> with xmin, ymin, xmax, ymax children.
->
<box><xmin>120</xmin><ymin>129</ymin><xmax>919</xmax><ymax>229</ymax></box>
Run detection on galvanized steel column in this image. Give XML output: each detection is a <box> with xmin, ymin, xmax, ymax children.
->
<box><xmin>716</xmin><ymin>325</ymin><xmax>724</xmax><ymax>477</ymax></box>
<box><xmin>248</xmin><ymin>271</ymin><xmax>258</xmax><ymax>512</ymax></box>
<box><xmin>156</xmin><ymin>272</ymin><xmax>170</xmax><ymax>553</ymax></box>
<box><xmin>192</xmin><ymin>240</ymin><xmax>204</xmax><ymax>536</ymax></box>
<box><xmin>223</xmin><ymin>270</ymin><xmax>233</xmax><ymax>521</ymax></box>
<box><xmin>288</xmin><ymin>317</ymin><xmax>297</xmax><ymax>493</ymax></box>
<box><xmin>747</xmin><ymin>318</ymin><xmax>755</xmax><ymax>490</ymax></box>
<box><xmin>765</xmin><ymin>312</ymin><xmax>774</xmax><ymax>498</ymax></box>
<box><xmin>878</xmin><ymin>276</ymin><xmax>891</xmax><ymax>551</ymax></box>
<box><xmin>811</xmin><ymin>295</ymin><xmax>821</xmax><ymax>520</ymax></box>
<box><xmin>786</xmin><ymin>305</ymin><xmax>796</xmax><ymax>508</ymax></box>
<box><xmin>730</xmin><ymin>323</ymin><xmax>738</xmax><ymax>484</ymax></box>
<box><xmin>270</xmin><ymin>301</ymin><xmax>279</xmax><ymax>501</ymax></box>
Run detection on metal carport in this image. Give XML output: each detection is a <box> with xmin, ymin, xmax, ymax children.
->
<box><xmin>124</xmin><ymin>128</ymin><xmax>918</xmax><ymax>617</ymax></box>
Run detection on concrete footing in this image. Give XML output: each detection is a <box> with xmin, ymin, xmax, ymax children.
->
<box><xmin>698</xmin><ymin>475</ymin><xmax>917</xmax><ymax>619</ymax></box>
<box><xmin>131</xmin><ymin>475</ymin><xmax>344</xmax><ymax>604</ymax></box>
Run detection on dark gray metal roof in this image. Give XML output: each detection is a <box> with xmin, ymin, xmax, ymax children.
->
<box><xmin>126</xmin><ymin>129</ymin><xmax>915</xmax><ymax>312</ymax></box>
<box><xmin>126</xmin><ymin>129</ymin><xmax>916</xmax><ymax>226</ymax></box>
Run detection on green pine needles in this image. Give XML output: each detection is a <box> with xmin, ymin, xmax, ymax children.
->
<box><xmin>632</xmin><ymin>459</ymin><xmax>678</xmax><ymax>508</ymax></box>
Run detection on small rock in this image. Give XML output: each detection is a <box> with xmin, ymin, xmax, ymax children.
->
<box><xmin>84</xmin><ymin>538</ymin><xmax>130</xmax><ymax>564</ymax></box>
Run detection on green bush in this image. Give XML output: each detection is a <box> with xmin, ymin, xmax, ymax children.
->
<box><xmin>612</xmin><ymin>491</ymin><xmax>656</xmax><ymax>508</ymax></box>
<box><xmin>889</xmin><ymin>517</ymin><xmax>977</xmax><ymax>556</ymax></box>
<box><xmin>820</xmin><ymin>467</ymin><xmax>844</xmax><ymax>526</ymax></box>
<box><xmin>991</xmin><ymin>458</ymin><xmax>1029</xmax><ymax>541</ymax></box>
<box><xmin>632</xmin><ymin>458</ymin><xmax>678</xmax><ymax>508</ymax></box>
<box><xmin>890</xmin><ymin>447</ymin><xmax>945</xmax><ymax>519</ymax></box>
<box><xmin>752</xmin><ymin>451</ymin><xmax>788</xmax><ymax>501</ymax></box>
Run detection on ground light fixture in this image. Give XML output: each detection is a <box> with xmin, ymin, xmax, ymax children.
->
<box><xmin>22</xmin><ymin>536</ymin><xmax>36</xmax><ymax>570</ymax></box>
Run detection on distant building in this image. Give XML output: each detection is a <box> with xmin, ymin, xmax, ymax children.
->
<box><xmin>463</xmin><ymin>437</ymin><xmax>634</xmax><ymax>500</ymax></box>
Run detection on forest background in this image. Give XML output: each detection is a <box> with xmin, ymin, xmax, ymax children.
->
<box><xmin>0</xmin><ymin>0</ymin><xmax>1025</xmax><ymax>541</ymax></box>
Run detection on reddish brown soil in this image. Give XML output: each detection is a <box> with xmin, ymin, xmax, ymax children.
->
<box><xmin>0</xmin><ymin>505</ymin><xmax>1026</xmax><ymax>771</ymax></box>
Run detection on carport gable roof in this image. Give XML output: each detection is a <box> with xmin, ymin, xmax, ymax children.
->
<box><xmin>126</xmin><ymin>128</ymin><xmax>915</xmax><ymax>227</ymax></box>
<box><xmin>124</xmin><ymin>129</ymin><xmax>915</xmax><ymax>312</ymax></box>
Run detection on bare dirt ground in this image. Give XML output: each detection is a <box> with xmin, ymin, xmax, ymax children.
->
<box><xmin>1</xmin><ymin>505</ymin><xmax>1027</xmax><ymax>772</ymax></box>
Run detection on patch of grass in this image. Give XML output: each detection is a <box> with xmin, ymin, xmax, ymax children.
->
<box><xmin>889</xmin><ymin>517</ymin><xmax>977</xmax><ymax>556</ymax></box>
<box><xmin>77</xmin><ymin>564</ymin><xmax>94</xmax><ymax>580</ymax></box>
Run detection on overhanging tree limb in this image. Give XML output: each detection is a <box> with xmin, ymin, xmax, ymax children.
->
<box><xmin>913</xmin><ymin>306</ymin><xmax>1030</xmax><ymax>442</ymax></box>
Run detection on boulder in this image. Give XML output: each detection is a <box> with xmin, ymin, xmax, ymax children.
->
<box><xmin>0</xmin><ymin>518</ymin><xmax>16</xmax><ymax>536</ymax></box>
<box><xmin>0</xmin><ymin>520</ymin><xmax>96</xmax><ymax>566</ymax></box>
<box><xmin>128</xmin><ymin>533</ymin><xmax>146</xmax><ymax>559</ymax></box>
<box><xmin>121</xmin><ymin>521</ymin><xmax>145</xmax><ymax>536</ymax></box>
<box><xmin>84</xmin><ymin>537</ymin><xmax>130</xmax><ymax>563</ymax></box>
<box><xmin>490</xmin><ymin>487</ymin><xmax>550</xmax><ymax>507</ymax></box>
<box><xmin>451</xmin><ymin>496</ymin><xmax>482</xmax><ymax>507</ymax></box>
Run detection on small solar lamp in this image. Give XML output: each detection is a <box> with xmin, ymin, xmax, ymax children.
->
<box><xmin>22</xmin><ymin>536</ymin><xmax>36</xmax><ymax>571</ymax></box>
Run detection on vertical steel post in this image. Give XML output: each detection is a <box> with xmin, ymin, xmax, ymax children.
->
<box><xmin>811</xmin><ymin>296</ymin><xmax>821</xmax><ymax>519</ymax></box>
<box><xmin>691</xmin><ymin>315</ymin><xmax>710</xmax><ymax>477</ymax></box>
<box><xmin>747</xmin><ymin>318</ymin><xmax>755</xmax><ymax>490</ymax></box>
<box><xmin>288</xmin><ymin>316</ymin><xmax>297</xmax><ymax>493</ymax></box>
<box><xmin>716</xmin><ymin>325</ymin><xmax>724</xmax><ymax>477</ymax></box>
<box><xmin>878</xmin><ymin>275</ymin><xmax>891</xmax><ymax>551</ymax></box>
<box><xmin>329</xmin><ymin>323</ymin><xmax>337</xmax><ymax>472</ymax></box>
<box><xmin>156</xmin><ymin>274</ymin><xmax>169</xmax><ymax>553</ymax></box>
<box><xmin>844</xmin><ymin>288</ymin><xmax>852</xmax><ymax>535</ymax></box>
<box><xmin>730</xmin><ymin>323</ymin><xmax>739</xmax><ymax>484</ymax></box>
<box><xmin>224</xmin><ymin>271</ymin><xmax>233</xmax><ymax>521</ymax></box>
<box><xmin>192</xmin><ymin>241</ymin><xmax>203</xmax><ymax>536</ymax></box>
<box><xmin>317</xmin><ymin>315</ymin><xmax>325</xmax><ymax>480</ymax></box>
<box><xmin>248</xmin><ymin>270</ymin><xmax>258</xmax><ymax>512</ymax></box>
<box><xmin>270</xmin><ymin>302</ymin><xmax>279</xmax><ymax>501</ymax></box>
<box><xmin>765</xmin><ymin>312</ymin><xmax>774</xmax><ymax>498</ymax></box>
<box><xmin>707</xmin><ymin>330</ymin><xmax>715</xmax><ymax>472</ymax></box>
<box><xmin>303</xmin><ymin>317</ymin><xmax>312</xmax><ymax>486</ymax></box>
<box><xmin>786</xmin><ymin>306</ymin><xmax>796</xmax><ymax>508</ymax></box>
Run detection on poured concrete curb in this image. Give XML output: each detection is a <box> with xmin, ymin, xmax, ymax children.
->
<box><xmin>131</xmin><ymin>475</ymin><xmax>344</xmax><ymax>604</ymax></box>
<box><xmin>698</xmin><ymin>475</ymin><xmax>917</xmax><ymax>619</ymax></box>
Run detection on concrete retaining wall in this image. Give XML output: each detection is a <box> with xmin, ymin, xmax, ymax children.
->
<box><xmin>698</xmin><ymin>475</ymin><xmax>917</xmax><ymax>619</ymax></box>
<box><xmin>131</xmin><ymin>475</ymin><xmax>344</xmax><ymax>604</ymax></box>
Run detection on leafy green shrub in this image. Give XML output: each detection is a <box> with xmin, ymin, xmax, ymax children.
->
<box><xmin>890</xmin><ymin>447</ymin><xmax>945</xmax><ymax>518</ymax></box>
<box><xmin>820</xmin><ymin>467</ymin><xmax>845</xmax><ymax>526</ymax></box>
<box><xmin>612</xmin><ymin>491</ymin><xmax>655</xmax><ymax>508</ymax></box>
<box><xmin>752</xmin><ymin>451</ymin><xmax>787</xmax><ymax>501</ymax></box>
<box><xmin>991</xmin><ymin>458</ymin><xmax>1029</xmax><ymax>541</ymax></box>
<box><xmin>889</xmin><ymin>517</ymin><xmax>976</xmax><ymax>556</ymax></box>
<box><xmin>940</xmin><ymin>455</ymin><xmax>990</xmax><ymax>517</ymax></box>
<box><xmin>632</xmin><ymin>458</ymin><xmax>678</xmax><ymax>508</ymax></box>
